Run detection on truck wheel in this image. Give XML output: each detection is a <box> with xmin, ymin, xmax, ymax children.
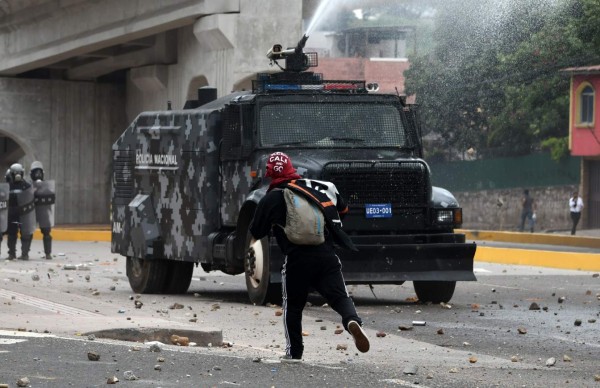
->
<box><xmin>413</xmin><ymin>281</ymin><xmax>456</xmax><ymax>303</ymax></box>
<box><xmin>126</xmin><ymin>256</ymin><xmax>169</xmax><ymax>294</ymax></box>
<box><xmin>163</xmin><ymin>261</ymin><xmax>194</xmax><ymax>294</ymax></box>
<box><xmin>244</xmin><ymin>237</ymin><xmax>282</xmax><ymax>305</ymax></box>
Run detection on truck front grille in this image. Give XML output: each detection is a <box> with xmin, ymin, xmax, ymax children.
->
<box><xmin>321</xmin><ymin>161</ymin><xmax>429</xmax><ymax>207</ymax></box>
<box><xmin>113</xmin><ymin>151</ymin><xmax>134</xmax><ymax>200</ymax></box>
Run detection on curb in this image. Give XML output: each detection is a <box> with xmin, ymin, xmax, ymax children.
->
<box><xmin>33</xmin><ymin>228</ymin><xmax>110</xmax><ymax>242</ymax></box>
<box><xmin>458</xmin><ymin>229</ymin><xmax>600</xmax><ymax>249</ymax></box>
<box><xmin>40</xmin><ymin>226</ymin><xmax>600</xmax><ymax>249</ymax></box>
<box><xmin>474</xmin><ymin>246</ymin><xmax>600</xmax><ymax>271</ymax></box>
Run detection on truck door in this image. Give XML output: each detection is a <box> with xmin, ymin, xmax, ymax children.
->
<box><xmin>220</xmin><ymin>104</ymin><xmax>255</xmax><ymax>227</ymax></box>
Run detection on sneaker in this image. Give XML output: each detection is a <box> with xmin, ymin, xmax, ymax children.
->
<box><xmin>6</xmin><ymin>255</ymin><xmax>16</xmax><ymax>261</ymax></box>
<box><xmin>348</xmin><ymin>320</ymin><xmax>370</xmax><ymax>353</ymax></box>
<box><xmin>45</xmin><ymin>254</ymin><xmax>52</xmax><ymax>260</ymax></box>
<box><xmin>17</xmin><ymin>254</ymin><xmax>29</xmax><ymax>261</ymax></box>
<box><xmin>280</xmin><ymin>355</ymin><xmax>303</xmax><ymax>364</ymax></box>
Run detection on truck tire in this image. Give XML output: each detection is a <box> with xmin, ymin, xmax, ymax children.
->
<box><xmin>126</xmin><ymin>256</ymin><xmax>169</xmax><ymax>294</ymax></box>
<box><xmin>244</xmin><ymin>237</ymin><xmax>282</xmax><ymax>305</ymax></box>
<box><xmin>163</xmin><ymin>261</ymin><xmax>194</xmax><ymax>294</ymax></box>
<box><xmin>413</xmin><ymin>281</ymin><xmax>456</xmax><ymax>304</ymax></box>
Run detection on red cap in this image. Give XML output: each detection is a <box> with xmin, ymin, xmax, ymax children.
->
<box><xmin>266</xmin><ymin>152</ymin><xmax>296</xmax><ymax>178</ymax></box>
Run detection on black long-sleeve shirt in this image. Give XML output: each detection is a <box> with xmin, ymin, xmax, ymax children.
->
<box><xmin>250</xmin><ymin>188</ymin><xmax>337</xmax><ymax>257</ymax></box>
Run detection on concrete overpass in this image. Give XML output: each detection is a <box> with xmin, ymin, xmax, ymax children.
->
<box><xmin>0</xmin><ymin>0</ymin><xmax>305</xmax><ymax>223</ymax></box>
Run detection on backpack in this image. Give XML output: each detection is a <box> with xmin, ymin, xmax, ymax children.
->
<box><xmin>279</xmin><ymin>187</ymin><xmax>326</xmax><ymax>245</ymax></box>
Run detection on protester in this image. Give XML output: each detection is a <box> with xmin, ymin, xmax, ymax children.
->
<box><xmin>249</xmin><ymin>152</ymin><xmax>369</xmax><ymax>362</ymax></box>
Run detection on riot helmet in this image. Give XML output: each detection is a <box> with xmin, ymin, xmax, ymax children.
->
<box><xmin>9</xmin><ymin>163</ymin><xmax>24</xmax><ymax>182</ymax></box>
<box><xmin>5</xmin><ymin>168</ymin><xmax>11</xmax><ymax>183</ymax></box>
<box><xmin>30</xmin><ymin>161</ymin><xmax>44</xmax><ymax>181</ymax></box>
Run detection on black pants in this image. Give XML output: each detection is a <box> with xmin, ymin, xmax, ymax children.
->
<box><xmin>570</xmin><ymin>212</ymin><xmax>581</xmax><ymax>235</ymax></box>
<box><xmin>40</xmin><ymin>226</ymin><xmax>52</xmax><ymax>254</ymax></box>
<box><xmin>281</xmin><ymin>252</ymin><xmax>361</xmax><ymax>359</ymax></box>
<box><xmin>6</xmin><ymin>220</ymin><xmax>33</xmax><ymax>257</ymax></box>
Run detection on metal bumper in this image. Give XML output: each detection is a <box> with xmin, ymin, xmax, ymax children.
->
<box><xmin>270</xmin><ymin>233</ymin><xmax>477</xmax><ymax>284</ymax></box>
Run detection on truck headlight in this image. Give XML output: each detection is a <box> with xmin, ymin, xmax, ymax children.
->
<box><xmin>435</xmin><ymin>208</ymin><xmax>462</xmax><ymax>226</ymax></box>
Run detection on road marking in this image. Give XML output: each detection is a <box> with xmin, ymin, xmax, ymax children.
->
<box><xmin>0</xmin><ymin>289</ymin><xmax>101</xmax><ymax>317</ymax></box>
<box><xmin>0</xmin><ymin>269</ymin><xmax>37</xmax><ymax>274</ymax></box>
<box><xmin>0</xmin><ymin>338</ymin><xmax>27</xmax><ymax>344</ymax></box>
<box><xmin>473</xmin><ymin>267</ymin><xmax>492</xmax><ymax>273</ymax></box>
<box><xmin>0</xmin><ymin>330</ymin><xmax>56</xmax><ymax>338</ymax></box>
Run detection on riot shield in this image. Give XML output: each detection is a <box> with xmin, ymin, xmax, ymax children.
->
<box><xmin>0</xmin><ymin>183</ymin><xmax>8</xmax><ymax>233</ymax></box>
<box><xmin>17</xmin><ymin>186</ymin><xmax>36</xmax><ymax>236</ymax></box>
<box><xmin>33</xmin><ymin>180</ymin><xmax>55</xmax><ymax>228</ymax></box>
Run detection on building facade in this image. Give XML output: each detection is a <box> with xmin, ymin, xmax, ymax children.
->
<box><xmin>564</xmin><ymin>65</ymin><xmax>600</xmax><ymax>228</ymax></box>
<box><xmin>0</xmin><ymin>0</ymin><xmax>304</xmax><ymax>224</ymax></box>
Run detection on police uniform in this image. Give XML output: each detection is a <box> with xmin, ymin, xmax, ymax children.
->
<box><xmin>6</xmin><ymin>164</ymin><xmax>34</xmax><ymax>260</ymax></box>
<box><xmin>30</xmin><ymin>161</ymin><xmax>54</xmax><ymax>260</ymax></box>
<box><xmin>0</xmin><ymin>169</ymin><xmax>10</xmax><ymax>258</ymax></box>
<box><xmin>249</xmin><ymin>152</ymin><xmax>369</xmax><ymax>360</ymax></box>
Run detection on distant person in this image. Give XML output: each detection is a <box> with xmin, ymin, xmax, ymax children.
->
<box><xmin>569</xmin><ymin>191</ymin><xmax>584</xmax><ymax>235</ymax></box>
<box><xmin>519</xmin><ymin>189</ymin><xmax>536</xmax><ymax>233</ymax></box>
<box><xmin>30</xmin><ymin>161</ymin><xmax>55</xmax><ymax>259</ymax></box>
<box><xmin>6</xmin><ymin>163</ymin><xmax>34</xmax><ymax>260</ymax></box>
<box><xmin>0</xmin><ymin>169</ymin><xmax>10</xmax><ymax>259</ymax></box>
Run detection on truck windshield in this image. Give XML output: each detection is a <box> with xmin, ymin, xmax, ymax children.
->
<box><xmin>259</xmin><ymin>102</ymin><xmax>408</xmax><ymax>148</ymax></box>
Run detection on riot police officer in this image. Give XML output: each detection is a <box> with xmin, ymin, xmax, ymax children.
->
<box><xmin>30</xmin><ymin>161</ymin><xmax>55</xmax><ymax>260</ymax></box>
<box><xmin>0</xmin><ymin>169</ymin><xmax>10</xmax><ymax>259</ymax></box>
<box><xmin>6</xmin><ymin>163</ymin><xmax>36</xmax><ymax>260</ymax></box>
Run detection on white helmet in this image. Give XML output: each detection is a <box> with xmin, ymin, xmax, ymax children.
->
<box><xmin>30</xmin><ymin>161</ymin><xmax>44</xmax><ymax>181</ymax></box>
<box><xmin>9</xmin><ymin>163</ymin><xmax>24</xmax><ymax>182</ymax></box>
<box><xmin>31</xmin><ymin>161</ymin><xmax>44</xmax><ymax>171</ymax></box>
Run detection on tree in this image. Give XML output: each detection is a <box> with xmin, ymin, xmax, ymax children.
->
<box><xmin>404</xmin><ymin>0</ymin><xmax>600</xmax><ymax>160</ymax></box>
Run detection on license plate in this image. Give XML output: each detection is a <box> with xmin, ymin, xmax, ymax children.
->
<box><xmin>365</xmin><ymin>203</ymin><xmax>392</xmax><ymax>218</ymax></box>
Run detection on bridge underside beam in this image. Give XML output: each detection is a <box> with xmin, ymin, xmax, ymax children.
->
<box><xmin>0</xmin><ymin>0</ymin><xmax>239</xmax><ymax>76</ymax></box>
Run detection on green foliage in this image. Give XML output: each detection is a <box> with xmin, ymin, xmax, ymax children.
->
<box><xmin>541</xmin><ymin>137</ymin><xmax>570</xmax><ymax>161</ymax></box>
<box><xmin>404</xmin><ymin>0</ymin><xmax>600</xmax><ymax>159</ymax></box>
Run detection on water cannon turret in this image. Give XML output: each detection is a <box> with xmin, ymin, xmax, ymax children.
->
<box><xmin>266</xmin><ymin>34</ymin><xmax>317</xmax><ymax>73</ymax></box>
<box><xmin>295</xmin><ymin>34</ymin><xmax>308</xmax><ymax>53</ymax></box>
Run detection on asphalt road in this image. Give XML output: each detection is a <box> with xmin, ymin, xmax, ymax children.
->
<box><xmin>0</xmin><ymin>240</ymin><xmax>599</xmax><ymax>387</ymax></box>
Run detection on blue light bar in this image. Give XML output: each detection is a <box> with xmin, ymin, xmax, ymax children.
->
<box><xmin>265</xmin><ymin>84</ymin><xmax>301</xmax><ymax>90</ymax></box>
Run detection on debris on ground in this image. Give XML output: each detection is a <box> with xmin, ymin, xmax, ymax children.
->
<box><xmin>170</xmin><ymin>334</ymin><xmax>190</xmax><ymax>346</ymax></box>
<box><xmin>16</xmin><ymin>377</ymin><xmax>30</xmax><ymax>387</ymax></box>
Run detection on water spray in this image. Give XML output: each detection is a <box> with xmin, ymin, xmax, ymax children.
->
<box><xmin>265</xmin><ymin>0</ymin><xmax>338</xmax><ymax>72</ymax></box>
<box><xmin>305</xmin><ymin>0</ymin><xmax>337</xmax><ymax>36</ymax></box>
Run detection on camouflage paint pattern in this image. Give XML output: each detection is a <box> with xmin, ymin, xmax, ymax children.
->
<box><xmin>0</xmin><ymin>183</ymin><xmax>8</xmax><ymax>233</ymax></box>
<box><xmin>220</xmin><ymin>160</ymin><xmax>255</xmax><ymax>226</ymax></box>
<box><xmin>33</xmin><ymin>180</ymin><xmax>55</xmax><ymax>228</ymax></box>
<box><xmin>111</xmin><ymin>109</ymin><xmax>222</xmax><ymax>262</ymax></box>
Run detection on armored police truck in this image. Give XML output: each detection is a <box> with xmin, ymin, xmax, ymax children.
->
<box><xmin>111</xmin><ymin>36</ymin><xmax>476</xmax><ymax>305</ymax></box>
